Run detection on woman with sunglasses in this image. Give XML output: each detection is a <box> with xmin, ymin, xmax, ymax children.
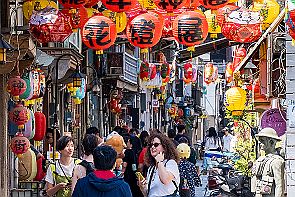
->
<box><xmin>138</xmin><ymin>133</ymin><xmax>180</xmax><ymax>197</ymax></box>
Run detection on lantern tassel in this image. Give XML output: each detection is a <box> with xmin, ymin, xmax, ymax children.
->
<box><xmin>187</xmin><ymin>46</ymin><xmax>195</xmax><ymax>52</ymax></box>
<box><xmin>140</xmin><ymin>48</ymin><xmax>149</xmax><ymax>54</ymax></box>
<box><xmin>96</xmin><ymin>50</ymin><xmax>103</xmax><ymax>55</ymax></box>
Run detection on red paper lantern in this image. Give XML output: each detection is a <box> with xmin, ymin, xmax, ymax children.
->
<box><xmin>225</xmin><ymin>62</ymin><xmax>234</xmax><ymax>83</ymax></box>
<box><xmin>126</xmin><ymin>13</ymin><xmax>163</xmax><ymax>51</ymax></box>
<box><xmin>58</xmin><ymin>0</ymin><xmax>87</xmax><ymax>8</ymax></box>
<box><xmin>110</xmin><ymin>99</ymin><xmax>121</xmax><ymax>114</ymax></box>
<box><xmin>183</xmin><ymin>62</ymin><xmax>193</xmax><ymax>84</ymax></box>
<box><xmin>222</xmin><ymin>9</ymin><xmax>262</xmax><ymax>43</ymax></box>
<box><xmin>7</xmin><ymin>76</ymin><xmax>27</xmax><ymax>100</ymax></box>
<box><xmin>204</xmin><ymin>63</ymin><xmax>218</xmax><ymax>85</ymax></box>
<box><xmin>217</xmin><ymin>4</ymin><xmax>239</xmax><ymax>26</ymax></box>
<box><xmin>173</xmin><ymin>11</ymin><xmax>208</xmax><ymax>47</ymax></box>
<box><xmin>10</xmin><ymin>132</ymin><xmax>30</xmax><ymax>155</ymax></box>
<box><xmin>161</xmin><ymin>62</ymin><xmax>170</xmax><ymax>79</ymax></box>
<box><xmin>154</xmin><ymin>0</ymin><xmax>186</xmax><ymax>13</ymax></box>
<box><xmin>233</xmin><ymin>47</ymin><xmax>247</xmax><ymax>66</ymax></box>
<box><xmin>81</xmin><ymin>15</ymin><xmax>117</xmax><ymax>52</ymax></box>
<box><xmin>34</xmin><ymin>156</ymin><xmax>46</xmax><ymax>181</ymax></box>
<box><xmin>34</xmin><ymin>112</ymin><xmax>46</xmax><ymax>141</ymax></box>
<box><xmin>84</xmin><ymin>0</ymin><xmax>99</xmax><ymax>7</ymax></box>
<box><xmin>61</xmin><ymin>7</ymin><xmax>89</xmax><ymax>29</ymax></box>
<box><xmin>101</xmin><ymin>0</ymin><xmax>136</xmax><ymax>12</ymax></box>
<box><xmin>178</xmin><ymin>108</ymin><xmax>184</xmax><ymax>117</ymax></box>
<box><xmin>125</xmin><ymin>1</ymin><xmax>146</xmax><ymax>20</ymax></box>
<box><xmin>183</xmin><ymin>0</ymin><xmax>200</xmax><ymax>10</ymax></box>
<box><xmin>140</xmin><ymin>61</ymin><xmax>149</xmax><ymax>81</ymax></box>
<box><xmin>289</xmin><ymin>29</ymin><xmax>295</xmax><ymax>39</ymax></box>
<box><xmin>199</xmin><ymin>0</ymin><xmax>228</xmax><ymax>10</ymax></box>
<box><xmin>9</xmin><ymin>104</ymin><xmax>30</xmax><ymax>127</ymax></box>
<box><xmin>149</xmin><ymin>64</ymin><xmax>157</xmax><ymax>80</ymax></box>
<box><xmin>29</xmin><ymin>7</ymin><xmax>73</xmax><ymax>44</ymax></box>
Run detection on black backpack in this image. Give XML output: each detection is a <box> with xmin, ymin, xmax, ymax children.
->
<box><xmin>78</xmin><ymin>160</ymin><xmax>95</xmax><ymax>175</ymax></box>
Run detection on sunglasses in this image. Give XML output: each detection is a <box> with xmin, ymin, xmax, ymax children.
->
<box><xmin>149</xmin><ymin>142</ymin><xmax>161</xmax><ymax>148</ymax></box>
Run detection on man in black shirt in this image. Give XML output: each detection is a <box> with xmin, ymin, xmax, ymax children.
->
<box><xmin>174</xmin><ymin>124</ymin><xmax>190</xmax><ymax>145</ymax></box>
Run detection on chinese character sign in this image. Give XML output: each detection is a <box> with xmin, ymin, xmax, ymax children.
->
<box><xmin>199</xmin><ymin>0</ymin><xmax>228</xmax><ymax>10</ymax></box>
<box><xmin>10</xmin><ymin>133</ymin><xmax>30</xmax><ymax>155</ymax></box>
<box><xmin>58</xmin><ymin>0</ymin><xmax>87</xmax><ymax>8</ymax></box>
<box><xmin>81</xmin><ymin>16</ymin><xmax>117</xmax><ymax>51</ymax></box>
<box><xmin>101</xmin><ymin>0</ymin><xmax>136</xmax><ymax>12</ymax></box>
<box><xmin>154</xmin><ymin>0</ymin><xmax>186</xmax><ymax>13</ymax></box>
<box><xmin>173</xmin><ymin>11</ymin><xmax>208</xmax><ymax>47</ymax></box>
<box><xmin>126</xmin><ymin>13</ymin><xmax>162</xmax><ymax>50</ymax></box>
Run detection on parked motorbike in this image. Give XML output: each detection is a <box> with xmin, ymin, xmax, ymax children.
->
<box><xmin>204</xmin><ymin>157</ymin><xmax>254</xmax><ymax>197</ymax></box>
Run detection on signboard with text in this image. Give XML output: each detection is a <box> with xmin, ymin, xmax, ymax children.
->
<box><xmin>260</xmin><ymin>108</ymin><xmax>286</xmax><ymax>137</ymax></box>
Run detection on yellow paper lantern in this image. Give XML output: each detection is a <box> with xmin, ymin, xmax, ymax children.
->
<box><xmin>86</xmin><ymin>8</ymin><xmax>99</xmax><ymax>18</ymax></box>
<box><xmin>252</xmin><ymin>0</ymin><xmax>280</xmax><ymax>30</ymax></box>
<box><xmin>205</xmin><ymin>10</ymin><xmax>221</xmax><ymax>39</ymax></box>
<box><xmin>225</xmin><ymin>87</ymin><xmax>247</xmax><ymax>116</ymax></box>
<box><xmin>138</xmin><ymin>0</ymin><xmax>157</xmax><ymax>10</ymax></box>
<box><xmin>23</xmin><ymin>0</ymin><xmax>58</xmax><ymax>20</ymax></box>
<box><xmin>102</xmin><ymin>10</ymin><xmax>127</xmax><ymax>33</ymax></box>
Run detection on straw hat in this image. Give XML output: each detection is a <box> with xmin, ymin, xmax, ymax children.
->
<box><xmin>255</xmin><ymin>127</ymin><xmax>281</xmax><ymax>141</ymax></box>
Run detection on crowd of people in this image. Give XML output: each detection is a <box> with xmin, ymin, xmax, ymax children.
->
<box><xmin>38</xmin><ymin>124</ymin><xmax>236</xmax><ymax>197</ymax></box>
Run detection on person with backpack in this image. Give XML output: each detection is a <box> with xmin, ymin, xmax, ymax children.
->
<box><xmin>177</xmin><ymin>143</ymin><xmax>201</xmax><ymax>197</ymax></box>
<box><xmin>71</xmin><ymin>134</ymin><xmax>99</xmax><ymax>193</ymax></box>
<box><xmin>45</xmin><ymin>136</ymin><xmax>81</xmax><ymax>197</ymax></box>
<box><xmin>72</xmin><ymin>145</ymin><xmax>132</xmax><ymax>197</ymax></box>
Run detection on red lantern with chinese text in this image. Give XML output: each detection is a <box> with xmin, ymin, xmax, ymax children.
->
<box><xmin>101</xmin><ymin>0</ymin><xmax>136</xmax><ymax>12</ymax></box>
<box><xmin>81</xmin><ymin>15</ymin><xmax>117</xmax><ymax>53</ymax></box>
<box><xmin>7</xmin><ymin>76</ymin><xmax>27</xmax><ymax>101</ymax></box>
<box><xmin>34</xmin><ymin>112</ymin><xmax>46</xmax><ymax>141</ymax></box>
<box><xmin>173</xmin><ymin>11</ymin><xmax>208</xmax><ymax>48</ymax></box>
<box><xmin>61</xmin><ymin>7</ymin><xmax>89</xmax><ymax>29</ymax></box>
<box><xmin>126</xmin><ymin>13</ymin><xmax>163</xmax><ymax>52</ymax></box>
<box><xmin>222</xmin><ymin>9</ymin><xmax>262</xmax><ymax>43</ymax></box>
<box><xmin>199</xmin><ymin>0</ymin><xmax>228</xmax><ymax>10</ymax></box>
<box><xmin>149</xmin><ymin>64</ymin><xmax>157</xmax><ymax>80</ymax></box>
<box><xmin>154</xmin><ymin>0</ymin><xmax>186</xmax><ymax>13</ymax></box>
<box><xmin>29</xmin><ymin>7</ymin><xmax>73</xmax><ymax>44</ymax></box>
<box><xmin>58</xmin><ymin>0</ymin><xmax>87</xmax><ymax>8</ymax></box>
<box><xmin>217</xmin><ymin>4</ymin><xmax>239</xmax><ymax>26</ymax></box>
<box><xmin>10</xmin><ymin>132</ymin><xmax>30</xmax><ymax>155</ymax></box>
<box><xmin>183</xmin><ymin>62</ymin><xmax>193</xmax><ymax>84</ymax></box>
<box><xmin>9</xmin><ymin>103</ymin><xmax>30</xmax><ymax>128</ymax></box>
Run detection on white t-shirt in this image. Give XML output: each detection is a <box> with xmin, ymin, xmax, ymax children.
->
<box><xmin>205</xmin><ymin>137</ymin><xmax>221</xmax><ymax>150</ymax></box>
<box><xmin>146</xmin><ymin>159</ymin><xmax>180</xmax><ymax>197</ymax></box>
<box><xmin>45</xmin><ymin>159</ymin><xmax>76</xmax><ymax>184</ymax></box>
<box><xmin>223</xmin><ymin>134</ymin><xmax>236</xmax><ymax>152</ymax></box>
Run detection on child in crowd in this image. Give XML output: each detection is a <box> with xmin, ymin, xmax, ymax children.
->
<box><xmin>177</xmin><ymin>143</ymin><xmax>201</xmax><ymax>197</ymax></box>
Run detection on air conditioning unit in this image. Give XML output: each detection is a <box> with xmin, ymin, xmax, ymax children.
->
<box><xmin>109</xmin><ymin>67</ymin><xmax>122</xmax><ymax>75</ymax></box>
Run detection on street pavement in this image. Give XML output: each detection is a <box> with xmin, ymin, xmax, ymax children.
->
<box><xmin>195</xmin><ymin>160</ymin><xmax>208</xmax><ymax>197</ymax></box>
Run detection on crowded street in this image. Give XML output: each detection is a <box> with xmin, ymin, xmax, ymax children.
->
<box><xmin>0</xmin><ymin>0</ymin><xmax>293</xmax><ymax>196</ymax></box>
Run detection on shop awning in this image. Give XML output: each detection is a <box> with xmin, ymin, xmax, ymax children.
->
<box><xmin>234</xmin><ymin>8</ymin><xmax>286</xmax><ymax>72</ymax></box>
<box><xmin>176</xmin><ymin>38</ymin><xmax>239</xmax><ymax>63</ymax></box>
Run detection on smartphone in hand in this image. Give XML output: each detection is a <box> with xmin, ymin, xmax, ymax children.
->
<box><xmin>135</xmin><ymin>172</ymin><xmax>145</xmax><ymax>181</ymax></box>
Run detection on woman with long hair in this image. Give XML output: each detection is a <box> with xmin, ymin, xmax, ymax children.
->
<box><xmin>138</xmin><ymin>133</ymin><xmax>180</xmax><ymax>197</ymax></box>
<box><xmin>205</xmin><ymin>127</ymin><xmax>221</xmax><ymax>151</ymax></box>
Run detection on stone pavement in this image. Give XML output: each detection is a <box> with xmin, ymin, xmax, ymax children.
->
<box><xmin>195</xmin><ymin>160</ymin><xmax>208</xmax><ymax>197</ymax></box>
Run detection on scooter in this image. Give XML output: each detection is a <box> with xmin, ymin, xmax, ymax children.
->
<box><xmin>204</xmin><ymin>158</ymin><xmax>253</xmax><ymax>197</ymax></box>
